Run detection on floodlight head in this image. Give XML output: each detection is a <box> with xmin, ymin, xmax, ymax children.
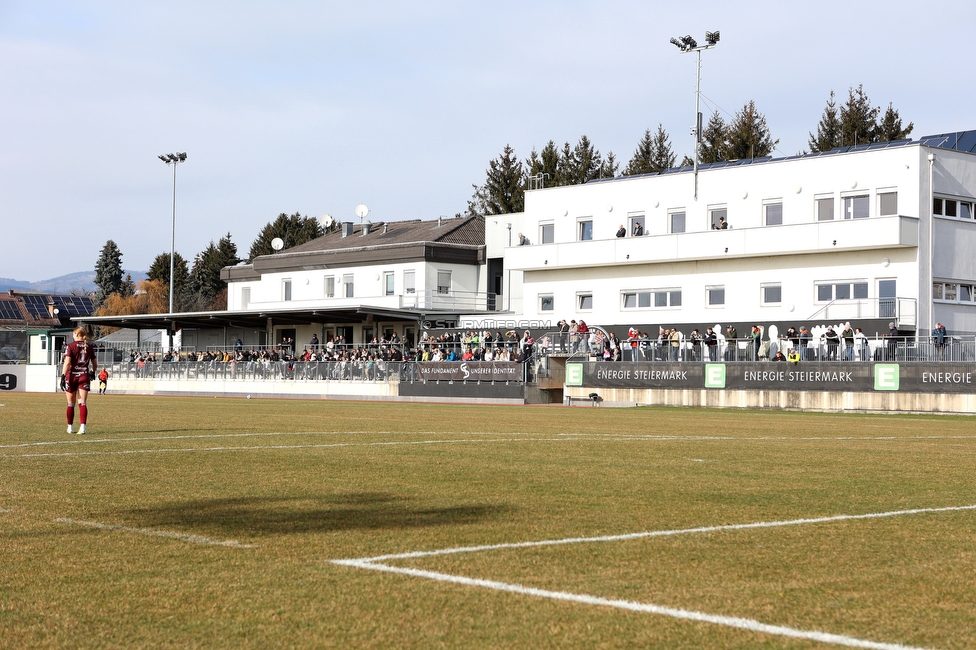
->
<box><xmin>670</xmin><ymin>37</ymin><xmax>683</xmax><ymax>50</ymax></box>
<box><xmin>705</xmin><ymin>30</ymin><xmax>720</xmax><ymax>45</ymax></box>
<box><xmin>158</xmin><ymin>154</ymin><xmax>168</xmax><ymax>162</ymax></box>
<box><xmin>178</xmin><ymin>152</ymin><xmax>187</xmax><ymax>161</ymax></box>
<box><xmin>681</xmin><ymin>35</ymin><xmax>697</xmax><ymax>49</ymax></box>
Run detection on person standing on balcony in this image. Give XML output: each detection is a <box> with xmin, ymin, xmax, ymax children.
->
<box><xmin>616</xmin><ymin>224</ymin><xmax>626</xmax><ymax>237</ymax></box>
<box><xmin>842</xmin><ymin>323</ymin><xmax>855</xmax><ymax>361</ymax></box>
<box><xmin>933</xmin><ymin>322</ymin><xmax>947</xmax><ymax>360</ymax></box>
<box><xmin>885</xmin><ymin>322</ymin><xmax>899</xmax><ymax>360</ymax></box>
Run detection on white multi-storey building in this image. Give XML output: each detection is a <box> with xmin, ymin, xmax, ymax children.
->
<box><xmin>484</xmin><ymin>132</ymin><xmax>976</xmax><ymax>340</ymax></box>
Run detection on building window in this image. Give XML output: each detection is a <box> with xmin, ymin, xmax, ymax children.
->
<box><xmin>764</xmin><ymin>202</ymin><xmax>783</xmax><ymax>226</ymax></box>
<box><xmin>578</xmin><ymin>219</ymin><xmax>593</xmax><ymax>241</ymax></box>
<box><xmin>629</xmin><ymin>214</ymin><xmax>646</xmax><ymax>236</ymax></box>
<box><xmin>343</xmin><ymin>274</ymin><xmax>354</xmax><ymax>298</ymax></box>
<box><xmin>761</xmin><ymin>284</ymin><xmax>782</xmax><ymax>305</ymax></box>
<box><xmin>622</xmin><ymin>289</ymin><xmax>681</xmax><ymax>309</ymax></box>
<box><xmin>709</xmin><ymin>206</ymin><xmax>728</xmax><ymax>229</ymax></box>
<box><xmin>384</xmin><ymin>272</ymin><xmax>394</xmax><ymax>296</ymax></box>
<box><xmin>816</xmin><ymin>196</ymin><xmax>834</xmax><ymax>221</ymax></box>
<box><xmin>706</xmin><ymin>286</ymin><xmax>725</xmax><ymax>306</ymax></box>
<box><xmin>843</xmin><ymin>194</ymin><xmax>869</xmax><ymax>219</ymax></box>
<box><xmin>934</xmin><ymin>281</ymin><xmax>976</xmax><ymax>303</ymax></box>
<box><xmin>403</xmin><ymin>270</ymin><xmax>415</xmax><ymax>294</ymax></box>
<box><xmin>934</xmin><ymin>197</ymin><xmax>975</xmax><ymax>220</ymax></box>
<box><xmin>436</xmin><ymin>270</ymin><xmax>452</xmax><ymax>294</ymax></box>
<box><xmin>539</xmin><ymin>294</ymin><xmax>554</xmax><ymax>312</ymax></box>
<box><xmin>878</xmin><ymin>191</ymin><xmax>898</xmax><ymax>216</ymax></box>
<box><xmin>577</xmin><ymin>293</ymin><xmax>593</xmax><ymax>311</ymax></box>
<box><xmin>540</xmin><ymin>222</ymin><xmax>554</xmax><ymax>244</ymax></box>
<box><xmin>324</xmin><ymin>276</ymin><xmax>335</xmax><ymax>298</ymax></box>
<box><xmin>241</xmin><ymin>287</ymin><xmax>250</xmax><ymax>310</ymax></box>
<box><xmin>282</xmin><ymin>279</ymin><xmax>292</xmax><ymax>302</ymax></box>
<box><xmin>669</xmin><ymin>211</ymin><xmax>686</xmax><ymax>233</ymax></box>
<box><xmin>816</xmin><ymin>281</ymin><xmax>869</xmax><ymax>301</ymax></box>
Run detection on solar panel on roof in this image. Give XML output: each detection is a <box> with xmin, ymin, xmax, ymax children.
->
<box><xmin>0</xmin><ymin>301</ymin><xmax>23</xmax><ymax>320</ymax></box>
<box><xmin>21</xmin><ymin>295</ymin><xmax>50</xmax><ymax>318</ymax></box>
<box><xmin>52</xmin><ymin>296</ymin><xmax>94</xmax><ymax>315</ymax></box>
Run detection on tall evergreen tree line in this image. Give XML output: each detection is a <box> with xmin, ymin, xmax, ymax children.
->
<box><xmin>470</xmin><ymin>86</ymin><xmax>911</xmax><ymax>216</ymax></box>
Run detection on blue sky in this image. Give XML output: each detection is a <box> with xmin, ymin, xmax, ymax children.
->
<box><xmin>2</xmin><ymin>1</ymin><xmax>973</xmax><ymax>281</ymax></box>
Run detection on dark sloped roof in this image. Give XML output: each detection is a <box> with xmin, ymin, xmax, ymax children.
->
<box><xmin>287</xmin><ymin>215</ymin><xmax>484</xmax><ymax>254</ymax></box>
<box><xmin>223</xmin><ymin>215</ymin><xmax>486</xmax><ymax>280</ymax></box>
<box><xmin>0</xmin><ymin>291</ymin><xmax>94</xmax><ymax>328</ymax></box>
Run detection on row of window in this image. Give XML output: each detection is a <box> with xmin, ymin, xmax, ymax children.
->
<box><xmin>934</xmin><ymin>197</ymin><xmax>975</xmax><ymax>220</ymax></box>
<box><xmin>539</xmin><ymin>190</ymin><xmax>902</xmax><ymax>243</ymax></box>
<box><xmin>539</xmin><ymin>280</ymin><xmax>899</xmax><ymax>312</ymax></box>
<box><xmin>279</xmin><ymin>269</ymin><xmax>452</xmax><ymax>301</ymax></box>
<box><xmin>933</xmin><ymin>281</ymin><xmax>976</xmax><ymax>303</ymax></box>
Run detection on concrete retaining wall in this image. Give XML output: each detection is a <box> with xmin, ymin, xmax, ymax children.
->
<box><xmin>564</xmin><ymin>386</ymin><xmax>976</xmax><ymax>414</ymax></box>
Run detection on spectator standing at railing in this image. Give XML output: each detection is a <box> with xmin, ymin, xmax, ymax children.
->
<box><xmin>823</xmin><ymin>326</ymin><xmax>840</xmax><ymax>361</ymax></box>
<box><xmin>669</xmin><ymin>328</ymin><xmax>682</xmax><ymax>361</ymax></box>
<box><xmin>799</xmin><ymin>327</ymin><xmax>813</xmax><ymax>361</ymax></box>
<box><xmin>933</xmin><ymin>322</ymin><xmax>947</xmax><ymax>360</ymax></box>
<box><xmin>616</xmin><ymin>224</ymin><xmax>626</xmax><ymax>237</ymax></box>
<box><xmin>577</xmin><ymin>321</ymin><xmax>589</xmax><ymax>353</ymax></box>
<box><xmin>557</xmin><ymin>320</ymin><xmax>569</xmax><ymax>352</ymax></box>
<box><xmin>310</xmin><ymin>334</ymin><xmax>319</xmax><ymax>349</ymax></box>
<box><xmin>628</xmin><ymin>327</ymin><xmax>640</xmax><ymax>361</ymax></box>
<box><xmin>750</xmin><ymin>326</ymin><xmax>762</xmax><ymax>361</ymax></box>
<box><xmin>725</xmin><ymin>325</ymin><xmax>738</xmax><ymax>361</ymax></box>
<box><xmin>854</xmin><ymin>327</ymin><xmax>869</xmax><ymax>361</ymax></box>
<box><xmin>842</xmin><ymin>324</ymin><xmax>855</xmax><ymax>361</ymax></box>
<box><xmin>705</xmin><ymin>327</ymin><xmax>717</xmax><ymax>361</ymax></box>
<box><xmin>689</xmin><ymin>329</ymin><xmax>702</xmax><ymax>361</ymax></box>
<box><xmin>885</xmin><ymin>322</ymin><xmax>899</xmax><ymax>360</ymax></box>
<box><xmin>569</xmin><ymin>320</ymin><xmax>579</xmax><ymax>351</ymax></box>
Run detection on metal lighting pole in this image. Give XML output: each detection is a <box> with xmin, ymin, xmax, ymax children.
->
<box><xmin>670</xmin><ymin>31</ymin><xmax>720</xmax><ymax>200</ymax></box>
<box><xmin>158</xmin><ymin>152</ymin><xmax>187</xmax><ymax>314</ymax></box>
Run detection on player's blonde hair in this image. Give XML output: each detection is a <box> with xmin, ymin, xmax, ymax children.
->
<box><xmin>73</xmin><ymin>326</ymin><xmax>89</xmax><ymax>341</ymax></box>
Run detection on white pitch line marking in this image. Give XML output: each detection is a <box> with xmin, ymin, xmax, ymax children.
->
<box><xmin>1</xmin><ymin>437</ymin><xmax>577</xmax><ymax>459</ymax></box>
<box><xmin>345</xmin><ymin>504</ymin><xmax>976</xmax><ymax>563</ymax></box>
<box><xmin>55</xmin><ymin>518</ymin><xmax>258</xmax><ymax>548</ymax></box>
<box><xmin>334</xmin><ymin>504</ymin><xmax>974</xmax><ymax>650</ymax></box>
<box><xmin>333</xmin><ymin>561</ymin><xmax>928</xmax><ymax>650</ymax></box>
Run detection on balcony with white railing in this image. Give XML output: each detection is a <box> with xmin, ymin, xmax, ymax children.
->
<box><xmin>505</xmin><ymin>215</ymin><xmax>919</xmax><ymax>271</ymax></box>
<box><xmin>807</xmin><ymin>297</ymin><xmax>918</xmax><ymax>328</ymax></box>
<box><xmin>236</xmin><ymin>290</ymin><xmax>503</xmax><ymax>314</ymax></box>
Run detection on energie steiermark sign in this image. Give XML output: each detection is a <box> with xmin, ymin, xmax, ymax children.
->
<box><xmin>566</xmin><ymin>362</ymin><xmax>974</xmax><ymax>394</ymax></box>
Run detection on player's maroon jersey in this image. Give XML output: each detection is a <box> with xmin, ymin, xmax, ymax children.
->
<box><xmin>64</xmin><ymin>341</ymin><xmax>95</xmax><ymax>376</ymax></box>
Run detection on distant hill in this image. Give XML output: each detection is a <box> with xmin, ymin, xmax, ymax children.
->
<box><xmin>0</xmin><ymin>270</ymin><xmax>148</xmax><ymax>294</ymax></box>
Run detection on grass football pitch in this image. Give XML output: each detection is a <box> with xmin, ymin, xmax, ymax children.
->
<box><xmin>2</xmin><ymin>393</ymin><xmax>975</xmax><ymax>649</ymax></box>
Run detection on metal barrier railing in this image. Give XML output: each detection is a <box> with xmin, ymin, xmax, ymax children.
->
<box><xmin>103</xmin><ymin>360</ymin><xmax>531</xmax><ymax>383</ymax></box>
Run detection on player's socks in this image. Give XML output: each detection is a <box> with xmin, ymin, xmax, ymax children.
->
<box><xmin>66</xmin><ymin>405</ymin><xmax>74</xmax><ymax>426</ymax></box>
<box><xmin>79</xmin><ymin>403</ymin><xmax>87</xmax><ymax>425</ymax></box>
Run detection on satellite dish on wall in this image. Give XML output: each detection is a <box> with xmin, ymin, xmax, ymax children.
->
<box><xmin>271</xmin><ymin>237</ymin><xmax>284</xmax><ymax>251</ymax></box>
<box><xmin>319</xmin><ymin>214</ymin><xmax>334</xmax><ymax>228</ymax></box>
<box><xmin>355</xmin><ymin>204</ymin><xmax>369</xmax><ymax>221</ymax></box>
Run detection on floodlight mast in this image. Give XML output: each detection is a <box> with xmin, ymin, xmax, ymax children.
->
<box><xmin>158</xmin><ymin>152</ymin><xmax>187</xmax><ymax>315</ymax></box>
<box><xmin>671</xmin><ymin>31</ymin><xmax>720</xmax><ymax>199</ymax></box>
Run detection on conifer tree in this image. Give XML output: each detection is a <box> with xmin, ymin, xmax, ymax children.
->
<box><xmin>875</xmin><ymin>102</ymin><xmax>914</xmax><ymax>142</ymax></box>
<box><xmin>148</xmin><ymin>252</ymin><xmax>189</xmax><ymax>308</ymax></box>
<box><xmin>481</xmin><ymin>144</ymin><xmax>525</xmax><ymax>214</ymax></box>
<box><xmin>526</xmin><ymin>140</ymin><xmax>561</xmax><ymax>188</ymax></box>
<box><xmin>93</xmin><ymin>240</ymin><xmax>124</xmax><ymax>306</ymax></box>
<box><xmin>248</xmin><ymin>213</ymin><xmax>324</xmax><ymax>261</ymax></box>
<box><xmin>725</xmin><ymin>100</ymin><xmax>778</xmax><ymax>160</ymax></box>
<box><xmin>840</xmin><ymin>84</ymin><xmax>880</xmax><ymax>147</ymax></box>
<box><xmin>698</xmin><ymin>111</ymin><xmax>728</xmax><ymax>164</ymax></box>
<box><xmin>809</xmin><ymin>90</ymin><xmax>842</xmax><ymax>152</ymax></box>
